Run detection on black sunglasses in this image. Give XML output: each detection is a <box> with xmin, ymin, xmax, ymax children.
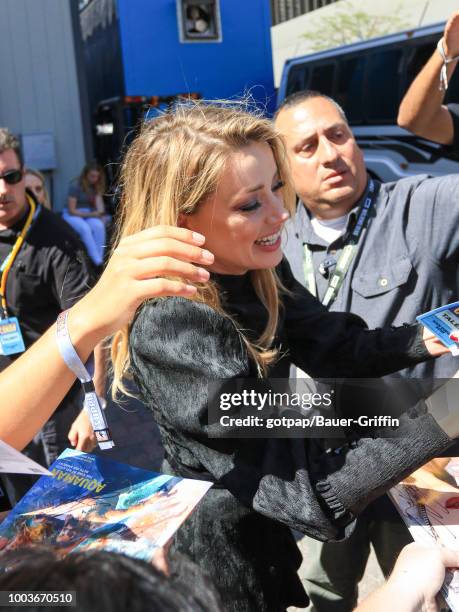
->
<box><xmin>0</xmin><ymin>169</ymin><xmax>23</xmax><ymax>185</ymax></box>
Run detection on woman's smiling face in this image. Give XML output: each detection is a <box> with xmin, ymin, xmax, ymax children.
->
<box><xmin>181</xmin><ymin>141</ymin><xmax>289</xmax><ymax>275</ymax></box>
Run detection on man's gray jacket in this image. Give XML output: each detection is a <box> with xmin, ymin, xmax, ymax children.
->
<box><xmin>283</xmin><ymin>174</ymin><xmax>459</xmax><ymax>381</ymax></box>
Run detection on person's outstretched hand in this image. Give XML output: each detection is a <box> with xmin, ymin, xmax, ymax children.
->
<box><xmin>68</xmin><ymin>226</ymin><xmax>214</xmax><ymax>346</ymax></box>
<box><xmin>388</xmin><ymin>542</ymin><xmax>459</xmax><ymax>611</ymax></box>
<box><xmin>443</xmin><ymin>11</ymin><xmax>459</xmax><ymax>58</ymax></box>
<box><xmin>67</xmin><ymin>409</ymin><xmax>97</xmax><ymax>452</ymax></box>
<box><xmin>357</xmin><ymin>542</ymin><xmax>459</xmax><ymax>612</ymax></box>
<box><xmin>423</xmin><ymin>327</ymin><xmax>451</xmax><ymax>358</ymax></box>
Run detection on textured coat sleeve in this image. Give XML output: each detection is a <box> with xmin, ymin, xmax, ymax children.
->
<box><xmin>129</xmin><ymin>297</ymin><xmax>453</xmax><ymax>541</ymax></box>
<box><xmin>279</xmin><ymin>259</ymin><xmax>432</xmax><ymax>377</ymax></box>
<box><xmin>312</xmin><ymin>411</ymin><xmax>453</xmax><ymax>521</ymax></box>
<box><xmin>130</xmin><ymin>298</ymin><xmax>349</xmax><ymax>540</ymax></box>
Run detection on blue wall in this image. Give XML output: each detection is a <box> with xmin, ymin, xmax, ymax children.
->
<box><xmin>117</xmin><ymin>0</ymin><xmax>275</xmax><ymax>111</ymax></box>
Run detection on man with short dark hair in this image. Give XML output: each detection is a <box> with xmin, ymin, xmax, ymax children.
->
<box><xmin>0</xmin><ymin>128</ymin><xmax>101</xmax><ymax>504</ymax></box>
<box><xmin>275</xmin><ymin>91</ymin><xmax>459</xmax><ymax>611</ymax></box>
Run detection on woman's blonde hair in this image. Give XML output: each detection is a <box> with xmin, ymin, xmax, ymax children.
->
<box><xmin>24</xmin><ymin>168</ymin><xmax>51</xmax><ymax>209</ymax></box>
<box><xmin>111</xmin><ymin>101</ymin><xmax>296</xmax><ymax>397</ymax></box>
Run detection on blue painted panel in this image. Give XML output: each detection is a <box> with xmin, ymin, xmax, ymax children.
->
<box><xmin>117</xmin><ymin>0</ymin><xmax>275</xmax><ymax>110</ymax></box>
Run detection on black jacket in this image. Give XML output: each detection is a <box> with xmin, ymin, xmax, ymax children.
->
<box><xmin>0</xmin><ymin>200</ymin><xmax>95</xmax><ymax>369</ymax></box>
<box><xmin>130</xmin><ymin>259</ymin><xmax>452</xmax><ymax>612</ymax></box>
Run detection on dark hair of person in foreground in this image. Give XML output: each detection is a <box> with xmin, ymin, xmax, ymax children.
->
<box><xmin>0</xmin><ymin>546</ymin><xmax>222</xmax><ymax>612</ymax></box>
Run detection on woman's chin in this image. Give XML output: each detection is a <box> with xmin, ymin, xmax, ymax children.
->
<box><xmin>251</xmin><ymin>248</ymin><xmax>283</xmax><ymax>270</ymax></box>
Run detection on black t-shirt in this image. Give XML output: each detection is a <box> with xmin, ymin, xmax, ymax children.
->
<box><xmin>447</xmin><ymin>103</ymin><xmax>459</xmax><ymax>153</ymax></box>
<box><xmin>0</xmin><ymin>198</ymin><xmax>95</xmax><ymax>372</ymax></box>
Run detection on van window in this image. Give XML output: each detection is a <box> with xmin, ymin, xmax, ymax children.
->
<box><xmin>405</xmin><ymin>40</ymin><xmax>459</xmax><ymax>104</ymax></box>
<box><xmin>446</xmin><ymin>74</ymin><xmax>459</xmax><ymax>103</ymax></box>
<box><xmin>366</xmin><ymin>49</ymin><xmax>403</xmax><ymax>122</ymax></box>
<box><xmin>309</xmin><ymin>63</ymin><xmax>335</xmax><ymax>96</ymax></box>
<box><xmin>445</xmin><ymin>62</ymin><xmax>459</xmax><ymax>103</ymax></box>
<box><xmin>335</xmin><ymin>55</ymin><xmax>366</xmax><ymax>124</ymax></box>
<box><xmin>286</xmin><ymin>64</ymin><xmax>309</xmax><ymax>96</ymax></box>
<box><xmin>405</xmin><ymin>41</ymin><xmax>435</xmax><ymax>89</ymax></box>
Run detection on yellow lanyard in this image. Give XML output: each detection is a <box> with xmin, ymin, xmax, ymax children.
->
<box><xmin>0</xmin><ymin>194</ymin><xmax>37</xmax><ymax>318</ymax></box>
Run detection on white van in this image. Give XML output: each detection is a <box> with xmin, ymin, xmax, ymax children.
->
<box><xmin>277</xmin><ymin>22</ymin><xmax>459</xmax><ymax>181</ymax></box>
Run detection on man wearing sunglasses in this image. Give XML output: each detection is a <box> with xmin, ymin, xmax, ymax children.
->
<box><xmin>0</xmin><ymin>168</ymin><xmax>24</xmax><ymax>222</ymax></box>
<box><xmin>0</xmin><ymin>128</ymin><xmax>101</xmax><ymax>505</ymax></box>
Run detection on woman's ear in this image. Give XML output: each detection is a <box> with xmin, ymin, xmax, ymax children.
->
<box><xmin>178</xmin><ymin>213</ymin><xmax>190</xmax><ymax>229</ymax></box>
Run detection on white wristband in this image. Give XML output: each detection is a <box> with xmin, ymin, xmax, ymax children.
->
<box><xmin>56</xmin><ymin>310</ymin><xmax>114</xmax><ymax>450</ymax></box>
<box><xmin>437</xmin><ymin>38</ymin><xmax>459</xmax><ymax>91</ymax></box>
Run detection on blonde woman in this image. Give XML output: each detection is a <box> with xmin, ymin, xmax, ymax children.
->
<box><xmin>64</xmin><ymin>162</ymin><xmax>108</xmax><ymax>266</ymax></box>
<box><xmin>24</xmin><ymin>168</ymin><xmax>51</xmax><ymax>209</ymax></box>
<box><xmin>112</xmin><ymin>102</ymin><xmax>455</xmax><ymax>611</ymax></box>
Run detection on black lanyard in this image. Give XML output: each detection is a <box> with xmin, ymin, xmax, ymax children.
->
<box><xmin>303</xmin><ymin>180</ymin><xmax>379</xmax><ymax>308</ymax></box>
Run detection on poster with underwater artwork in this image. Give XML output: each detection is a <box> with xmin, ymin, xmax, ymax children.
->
<box><xmin>0</xmin><ymin>449</ymin><xmax>212</xmax><ymax>562</ymax></box>
<box><xmin>390</xmin><ymin>458</ymin><xmax>459</xmax><ymax>612</ymax></box>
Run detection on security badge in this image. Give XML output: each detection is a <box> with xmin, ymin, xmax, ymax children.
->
<box><xmin>0</xmin><ymin>317</ymin><xmax>26</xmax><ymax>356</ymax></box>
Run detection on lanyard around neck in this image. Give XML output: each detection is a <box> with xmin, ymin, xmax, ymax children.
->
<box><xmin>303</xmin><ymin>180</ymin><xmax>379</xmax><ymax>308</ymax></box>
<box><xmin>0</xmin><ymin>194</ymin><xmax>38</xmax><ymax>318</ymax></box>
